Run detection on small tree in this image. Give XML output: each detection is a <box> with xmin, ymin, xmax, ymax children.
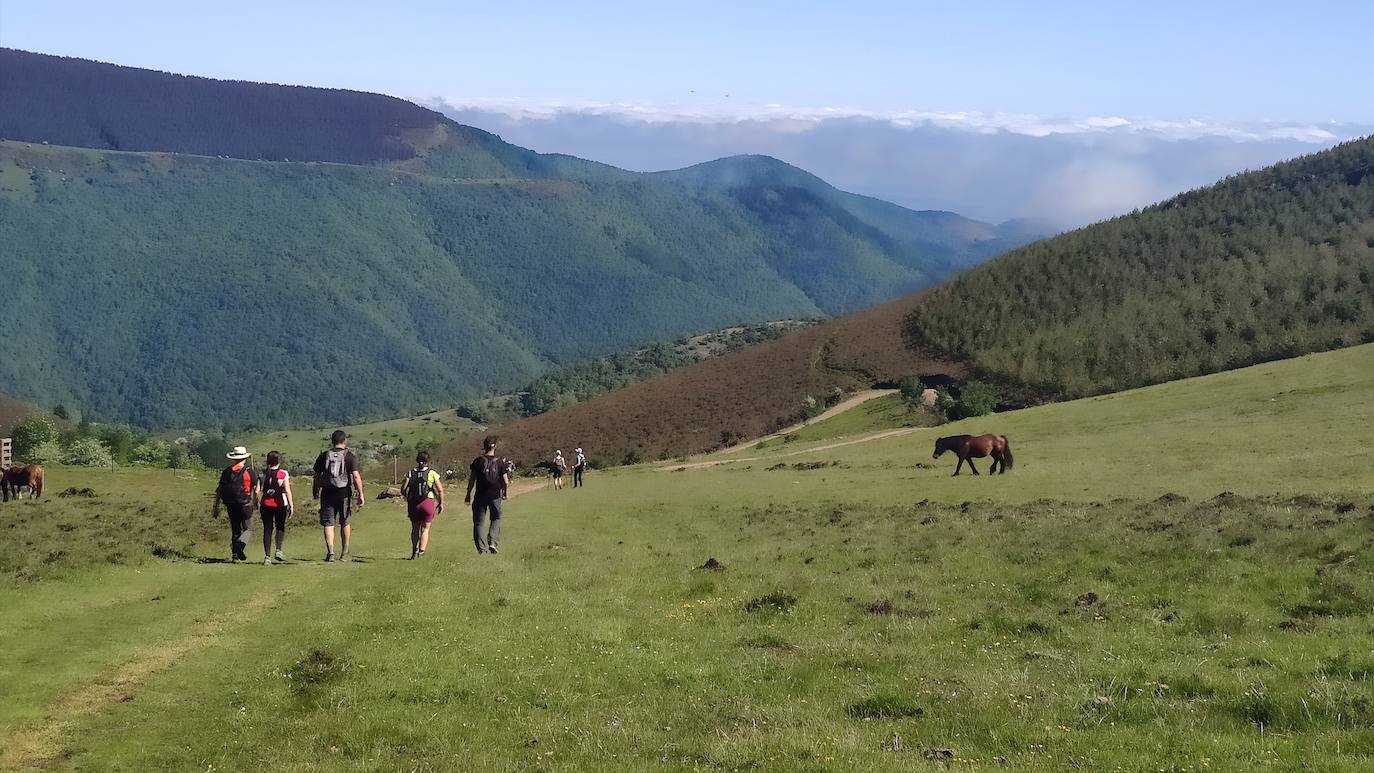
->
<box><xmin>11</xmin><ymin>415</ymin><xmax>58</xmax><ymax>457</ymax></box>
<box><xmin>455</xmin><ymin>402</ymin><xmax>488</xmax><ymax>424</ymax></box>
<box><xmin>947</xmin><ymin>381</ymin><xmax>999</xmax><ymax>420</ymax></box>
<box><xmin>897</xmin><ymin>376</ymin><xmax>924</xmax><ymax>407</ymax></box>
<box><xmin>26</xmin><ymin>440</ymin><xmax>63</xmax><ymax>465</ymax></box>
<box><xmin>52</xmin><ymin>404</ymin><xmax>70</xmax><ymax>421</ymax></box>
<box><xmin>63</xmin><ymin>437</ymin><xmax>114</xmax><ymax>467</ymax></box>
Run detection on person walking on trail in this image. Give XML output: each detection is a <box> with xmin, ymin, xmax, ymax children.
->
<box><xmin>464</xmin><ymin>436</ymin><xmax>510</xmax><ymax>555</ymax></box>
<box><xmin>211</xmin><ymin>446</ymin><xmax>256</xmax><ymax>562</ymax></box>
<box><xmin>552</xmin><ymin>449</ymin><xmax>566</xmax><ymax>490</ymax></box>
<box><xmin>257</xmin><ymin>450</ymin><xmax>294</xmax><ymax>564</ymax></box>
<box><xmin>573</xmin><ymin>447</ymin><xmax>586</xmax><ymax>488</ymax></box>
<box><xmin>313</xmin><ymin>430</ymin><xmax>364</xmax><ymax>562</ymax></box>
<box><xmin>402</xmin><ymin>450</ymin><xmax>445</xmax><ymax>559</ymax></box>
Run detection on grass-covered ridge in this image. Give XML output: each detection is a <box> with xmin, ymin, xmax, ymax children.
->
<box><xmin>1</xmin><ymin>344</ymin><xmax>1372</xmax><ymax>769</ymax></box>
<box><xmin>908</xmin><ymin>135</ymin><xmax>1374</xmax><ymax>398</ymax></box>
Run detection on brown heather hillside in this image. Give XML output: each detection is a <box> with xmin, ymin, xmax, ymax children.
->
<box><xmin>0</xmin><ymin>394</ymin><xmax>37</xmax><ymax>436</ymax></box>
<box><xmin>462</xmin><ymin>292</ymin><xmax>965</xmax><ymax>467</ymax></box>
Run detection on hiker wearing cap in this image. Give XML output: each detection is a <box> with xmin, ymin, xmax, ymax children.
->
<box><xmin>256</xmin><ymin>450</ymin><xmax>294</xmax><ymax>564</ymax></box>
<box><xmin>211</xmin><ymin>446</ymin><xmax>257</xmax><ymax>562</ymax></box>
<box><xmin>573</xmin><ymin>447</ymin><xmax>586</xmax><ymax>488</ymax></box>
<box><xmin>464</xmin><ymin>436</ymin><xmax>510</xmax><ymax>554</ymax></box>
<box><xmin>402</xmin><ymin>450</ymin><xmax>445</xmax><ymax>559</ymax></box>
<box><xmin>313</xmin><ymin>430</ymin><xmax>364</xmax><ymax>562</ymax></box>
<box><xmin>552</xmin><ymin>450</ymin><xmax>566</xmax><ymax>490</ymax></box>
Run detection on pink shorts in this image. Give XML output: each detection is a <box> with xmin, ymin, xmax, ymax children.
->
<box><xmin>408</xmin><ymin>498</ymin><xmax>437</xmax><ymax>524</ymax></box>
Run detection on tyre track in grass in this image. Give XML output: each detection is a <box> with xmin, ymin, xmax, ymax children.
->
<box><xmin>0</xmin><ymin>577</ymin><xmax>309</xmax><ymax>769</ymax></box>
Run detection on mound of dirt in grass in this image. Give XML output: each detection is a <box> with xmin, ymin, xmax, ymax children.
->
<box><xmin>696</xmin><ymin>557</ymin><xmax>727</xmax><ymax>571</ymax></box>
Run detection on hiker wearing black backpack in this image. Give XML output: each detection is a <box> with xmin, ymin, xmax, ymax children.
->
<box><xmin>211</xmin><ymin>446</ymin><xmax>257</xmax><ymax>562</ymax></box>
<box><xmin>313</xmin><ymin>430</ymin><xmax>365</xmax><ymax>562</ymax></box>
<box><xmin>402</xmin><ymin>450</ymin><xmax>445</xmax><ymax>559</ymax></box>
<box><xmin>464</xmin><ymin>436</ymin><xmax>510</xmax><ymax>554</ymax></box>
<box><xmin>257</xmin><ymin>450</ymin><xmax>294</xmax><ymax>564</ymax></box>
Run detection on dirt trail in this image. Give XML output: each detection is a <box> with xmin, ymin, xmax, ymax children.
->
<box><xmin>665</xmin><ymin>426</ymin><xmax>922</xmax><ymax>471</ymax></box>
<box><xmin>721</xmin><ymin>389</ymin><xmax>896</xmax><ymax>455</ymax></box>
<box><xmin>0</xmin><ymin>587</ymin><xmax>297</xmax><ymax>769</ymax></box>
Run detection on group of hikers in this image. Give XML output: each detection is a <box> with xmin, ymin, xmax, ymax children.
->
<box><xmin>210</xmin><ymin>431</ymin><xmax>511</xmax><ymax>563</ymax></box>
<box><xmin>551</xmin><ymin>447</ymin><xmax>586</xmax><ymax>490</ymax></box>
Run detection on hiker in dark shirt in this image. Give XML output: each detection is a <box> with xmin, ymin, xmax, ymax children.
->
<box><xmin>211</xmin><ymin>446</ymin><xmax>257</xmax><ymax>561</ymax></box>
<box><xmin>464</xmin><ymin>436</ymin><xmax>510</xmax><ymax>555</ymax></box>
<box><xmin>313</xmin><ymin>430</ymin><xmax>365</xmax><ymax>562</ymax></box>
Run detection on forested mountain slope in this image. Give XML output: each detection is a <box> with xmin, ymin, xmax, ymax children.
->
<box><xmin>0</xmin><ymin>51</ymin><xmax>1039</xmax><ymax>427</ymax></box>
<box><xmin>906</xmin><ymin>136</ymin><xmax>1374</xmax><ymax>397</ymax></box>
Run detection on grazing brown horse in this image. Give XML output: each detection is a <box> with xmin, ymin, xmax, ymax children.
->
<box><xmin>2</xmin><ymin>464</ymin><xmax>44</xmax><ymax>501</ymax></box>
<box><xmin>932</xmin><ymin>434</ymin><xmax>1013</xmax><ymax>476</ymax></box>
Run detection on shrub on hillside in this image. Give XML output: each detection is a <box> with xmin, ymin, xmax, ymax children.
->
<box><xmin>946</xmin><ymin>381</ymin><xmax>999</xmax><ymax>420</ymax></box>
<box><xmin>455</xmin><ymin>402</ymin><xmax>488</xmax><ymax>424</ymax></box>
<box><xmin>63</xmin><ymin>437</ymin><xmax>114</xmax><ymax>467</ymax></box>
<box><xmin>898</xmin><ymin>376</ymin><xmax>924</xmax><ymax>407</ymax></box>
<box><xmin>11</xmin><ymin>414</ymin><xmax>58</xmax><ymax>457</ymax></box>
<box><xmin>130</xmin><ymin>441</ymin><xmax>172</xmax><ymax>467</ymax></box>
<box><xmin>25</xmin><ymin>440</ymin><xmax>63</xmax><ymax>465</ymax></box>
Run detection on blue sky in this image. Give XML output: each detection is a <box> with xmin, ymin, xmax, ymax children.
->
<box><xmin>1</xmin><ymin>0</ymin><xmax>1369</xmax><ymax>123</ymax></box>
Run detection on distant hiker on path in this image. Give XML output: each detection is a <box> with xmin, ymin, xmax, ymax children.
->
<box><xmin>573</xmin><ymin>447</ymin><xmax>586</xmax><ymax>488</ymax></box>
<box><xmin>402</xmin><ymin>450</ymin><xmax>445</xmax><ymax>559</ymax></box>
<box><xmin>553</xmin><ymin>450</ymin><xmax>566</xmax><ymax>490</ymax></box>
<box><xmin>313</xmin><ymin>430</ymin><xmax>365</xmax><ymax>562</ymax></box>
<box><xmin>212</xmin><ymin>446</ymin><xmax>256</xmax><ymax>562</ymax></box>
<box><xmin>465</xmin><ymin>436</ymin><xmax>510</xmax><ymax>554</ymax></box>
<box><xmin>257</xmin><ymin>450</ymin><xmax>294</xmax><ymax>564</ymax></box>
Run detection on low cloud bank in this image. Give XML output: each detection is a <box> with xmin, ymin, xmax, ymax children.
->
<box><xmin>428</xmin><ymin>99</ymin><xmax>1369</xmax><ymax>228</ymax></box>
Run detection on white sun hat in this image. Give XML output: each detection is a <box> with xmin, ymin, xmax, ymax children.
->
<box><xmin>226</xmin><ymin>446</ymin><xmax>251</xmax><ymax>460</ymax></box>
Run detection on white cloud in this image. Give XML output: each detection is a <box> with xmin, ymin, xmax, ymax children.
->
<box><xmin>426</xmin><ymin>97</ymin><xmax>1362</xmax><ymax>144</ymax></box>
<box><xmin>427</xmin><ymin>98</ymin><xmax>1371</xmax><ymax>227</ymax></box>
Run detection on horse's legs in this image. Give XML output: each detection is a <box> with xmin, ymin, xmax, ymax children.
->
<box><xmin>992</xmin><ymin>455</ymin><xmax>1003</xmax><ymax>474</ymax></box>
<box><xmin>952</xmin><ymin>457</ymin><xmax>963</xmax><ymax>476</ymax></box>
<box><xmin>968</xmin><ymin>458</ymin><xmax>980</xmax><ymax>475</ymax></box>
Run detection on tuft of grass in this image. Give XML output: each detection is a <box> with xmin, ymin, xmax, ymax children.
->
<box><xmin>846</xmin><ymin>695</ymin><xmax>924</xmax><ymax>720</ymax></box>
<box><xmin>743</xmin><ymin>591</ymin><xmax>797</xmax><ymax>613</ymax></box>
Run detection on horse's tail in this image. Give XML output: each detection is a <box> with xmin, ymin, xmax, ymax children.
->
<box><xmin>1002</xmin><ymin>436</ymin><xmax>1014</xmax><ymax>469</ymax></box>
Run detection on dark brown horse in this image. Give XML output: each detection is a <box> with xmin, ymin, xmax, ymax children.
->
<box><xmin>2</xmin><ymin>464</ymin><xmax>44</xmax><ymax>501</ymax></box>
<box><xmin>932</xmin><ymin>434</ymin><xmax>1013</xmax><ymax>476</ymax></box>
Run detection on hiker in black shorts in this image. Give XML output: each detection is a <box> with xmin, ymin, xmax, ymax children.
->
<box><xmin>464</xmin><ymin>436</ymin><xmax>510</xmax><ymax>554</ymax></box>
<box><xmin>552</xmin><ymin>450</ymin><xmax>566</xmax><ymax>490</ymax></box>
<box><xmin>211</xmin><ymin>446</ymin><xmax>257</xmax><ymax>561</ymax></box>
<box><xmin>313</xmin><ymin>430</ymin><xmax>365</xmax><ymax>562</ymax></box>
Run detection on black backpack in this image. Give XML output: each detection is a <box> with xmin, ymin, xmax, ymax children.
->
<box><xmin>481</xmin><ymin>455</ymin><xmax>505</xmax><ymax>492</ymax></box>
<box><xmin>219</xmin><ymin>464</ymin><xmax>253</xmax><ymax>506</ymax></box>
<box><xmin>261</xmin><ymin>469</ymin><xmax>285</xmax><ymax>505</ymax></box>
<box><xmin>406</xmin><ymin>467</ymin><xmax>432</xmax><ymax>505</ymax></box>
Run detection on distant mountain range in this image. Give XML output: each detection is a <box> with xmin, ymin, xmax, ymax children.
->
<box><xmin>491</xmin><ymin>135</ymin><xmax>1374</xmax><ymax>464</ymax></box>
<box><xmin>0</xmin><ymin>48</ymin><xmax>1045</xmax><ymax>428</ymax></box>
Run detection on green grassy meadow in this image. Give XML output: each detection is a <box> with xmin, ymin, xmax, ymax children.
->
<box><xmin>238</xmin><ymin>409</ymin><xmax>481</xmax><ymax>464</ymax></box>
<box><xmin>2</xmin><ymin>345</ymin><xmax>1373</xmax><ymax>770</ymax></box>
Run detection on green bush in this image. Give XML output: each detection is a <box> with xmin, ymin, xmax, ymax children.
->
<box><xmin>11</xmin><ymin>415</ymin><xmax>58</xmax><ymax>458</ymax></box>
<box><xmin>130</xmin><ymin>441</ymin><xmax>172</xmax><ymax>467</ymax></box>
<box><xmin>947</xmin><ymin>381</ymin><xmax>999</xmax><ymax>420</ymax></box>
<box><xmin>26</xmin><ymin>440</ymin><xmax>63</xmax><ymax>465</ymax></box>
<box><xmin>62</xmin><ymin>437</ymin><xmax>114</xmax><ymax>467</ymax></box>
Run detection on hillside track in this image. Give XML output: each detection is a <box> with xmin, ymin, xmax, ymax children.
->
<box><xmin>715</xmin><ymin>389</ymin><xmax>896</xmax><ymax>454</ymax></box>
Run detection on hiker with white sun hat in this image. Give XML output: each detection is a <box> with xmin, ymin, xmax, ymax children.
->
<box><xmin>211</xmin><ymin>446</ymin><xmax>258</xmax><ymax>562</ymax></box>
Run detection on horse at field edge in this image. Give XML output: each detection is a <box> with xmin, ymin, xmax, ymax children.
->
<box><xmin>2</xmin><ymin>464</ymin><xmax>44</xmax><ymax>502</ymax></box>
<box><xmin>932</xmin><ymin>434</ymin><xmax>1013</xmax><ymax>476</ymax></box>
